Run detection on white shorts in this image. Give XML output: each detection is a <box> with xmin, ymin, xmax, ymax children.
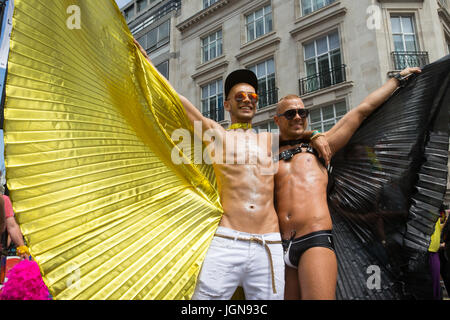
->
<box><xmin>192</xmin><ymin>226</ymin><xmax>285</xmax><ymax>300</ymax></box>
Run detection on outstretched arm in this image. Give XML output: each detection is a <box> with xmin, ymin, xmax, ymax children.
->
<box><xmin>325</xmin><ymin>67</ymin><xmax>421</xmax><ymax>155</ymax></box>
<box><xmin>133</xmin><ymin>39</ymin><xmax>223</xmax><ymax>134</ymax></box>
<box><xmin>6</xmin><ymin>217</ymin><xmax>28</xmax><ymax>260</ymax></box>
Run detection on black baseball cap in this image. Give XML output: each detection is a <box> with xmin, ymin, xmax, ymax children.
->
<box><xmin>224</xmin><ymin>69</ymin><xmax>258</xmax><ymax>99</ymax></box>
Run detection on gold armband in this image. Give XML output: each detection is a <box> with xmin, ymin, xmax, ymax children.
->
<box><xmin>16</xmin><ymin>245</ymin><xmax>30</xmax><ymax>256</ymax></box>
<box><xmin>310</xmin><ymin>133</ymin><xmax>325</xmax><ymax>141</ymax></box>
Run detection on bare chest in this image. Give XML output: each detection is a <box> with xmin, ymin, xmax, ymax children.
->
<box><xmin>276</xmin><ymin>151</ymin><xmax>327</xmax><ymax>183</ymax></box>
<box><xmin>209</xmin><ymin>131</ymin><xmax>274</xmax><ymax>166</ymax></box>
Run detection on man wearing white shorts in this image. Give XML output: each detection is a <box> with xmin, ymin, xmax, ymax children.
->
<box><xmin>135</xmin><ymin>41</ymin><xmax>330</xmax><ymax>299</ymax></box>
<box><xmin>192</xmin><ymin>226</ymin><xmax>284</xmax><ymax>299</ymax></box>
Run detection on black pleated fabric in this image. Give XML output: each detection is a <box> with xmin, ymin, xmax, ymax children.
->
<box><xmin>328</xmin><ymin>55</ymin><xmax>450</xmax><ymax>299</ymax></box>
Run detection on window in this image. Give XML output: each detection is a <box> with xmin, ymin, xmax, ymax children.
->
<box><xmin>301</xmin><ymin>0</ymin><xmax>336</xmax><ymax>16</ymax></box>
<box><xmin>124</xmin><ymin>6</ymin><xmax>135</xmax><ymax>21</ymax></box>
<box><xmin>202</xmin><ymin>30</ymin><xmax>223</xmax><ymax>63</ymax></box>
<box><xmin>390</xmin><ymin>15</ymin><xmax>429</xmax><ymax>69</ymax></box>
<box><xmin>246</xmin><ymin>5</ymin><xmax>273</xmax><ymax>42</ymax></box>
<box><xmin>203</xmin><ymin>0</ymin><xmax>219</xmax><ymax>9</ymax></box>
<box><xmin>137</xmin><ymin>0</ymin><xmax>147</xmax><ymax>12</ymax></box>
<box><xmin>137</xmin><ymin>20</ymin><xmax>170</xmax><ymax>52</ymax></box>
<box><xmin>201</xmin><ymin>80</ymin><xmax>224</xmax><ymax>122</ymax></box>
<box><xmin>301</xmin><ymin>30</ymin><xmax>344</xmax><ymax>94</ymax></box>
<box><xmin>156</xmin><ymin>61</ymin><xmax>169</xmax><ymax>79</ymax></box>
<box><xmin>391</xmin><ymin>16</ymin><xmax>418</xmax><ymax>52</ymax></box>
<box><xmin>309</xmin><ymin>101</ymin><xmax>347</xmax><ymax>132</ymax></box>
<box><xmin>255</xmin><ymin>120</ymin><xmax>279</xmax><ymax>134</ymax></box>
<box><xmin>248</xmin><ymin>58</ymin><xmax>277</xmax><ymax>109</ymax></box>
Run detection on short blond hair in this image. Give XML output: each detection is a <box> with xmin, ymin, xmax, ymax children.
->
<box><xmin>276</xmin><ymin>94</ymin><xmax>302</xmax><ymax>113</ymax></box>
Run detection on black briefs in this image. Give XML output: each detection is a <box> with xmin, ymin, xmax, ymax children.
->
<box><xmin>282</xmin><ymin>230</ymin><xmax>335</xmax><ymax>269</ymax></box>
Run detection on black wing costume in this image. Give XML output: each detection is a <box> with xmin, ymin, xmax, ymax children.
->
<box><xmin>328</xmin><ymin>55</ymin><xmax>450</xmax><ymax>299</ymax></box>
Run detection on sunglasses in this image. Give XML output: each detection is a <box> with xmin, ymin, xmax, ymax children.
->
<box><xmin>232</xmin><ymin>91</ymin><xmax>259</xmax><ymax>104</ymax></box>
<box><xmin>277</xmin><ymin>108</ymin><xmax>309</xmax><ymax>120</ymax></box>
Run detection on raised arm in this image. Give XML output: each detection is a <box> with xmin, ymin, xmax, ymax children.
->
<box><xmin>325</xmin><ymin>67</ymin><xmax>421</xmax><ymax>155</ymax></box>
<box><xmin>133</xmin><ymin>39</ymin><xmax>223</xmax><ymax>134</ymax></box>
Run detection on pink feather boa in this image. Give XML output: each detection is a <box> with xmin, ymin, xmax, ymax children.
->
<box><xmin>0</xmin><ymin>260</ymin><xmax>50</xmax><ymax>300</ymax></box>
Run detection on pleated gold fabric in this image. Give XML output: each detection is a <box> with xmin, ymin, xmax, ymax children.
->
<box><xmin>4</xmin><ymin>0</ymin><xmax>223</xmax><ymax>299</ymax></box>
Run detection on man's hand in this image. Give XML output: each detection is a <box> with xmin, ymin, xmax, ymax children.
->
<box><xmin>18</xmin><ymin>252</ymin><xmax>29</xmax><ymax>261</ymax></box>
<box><xmin>133</xmin><ymin>38</ymin><xmax>150</xmax><ymax>62</ymax></box>
<box><xmin>399</xmin><ymin>67</ymin><xmax>422</xmax><ymax>78</ymax></box>
<box><xmin>311</xmin><ymin>135</ymin><xmax>331</xmax><ymax>166</ymax></box>
<box><xmin>16</xmin><ymin>245</ymin><xmax>30</xmax><ymax>261</ymax></box>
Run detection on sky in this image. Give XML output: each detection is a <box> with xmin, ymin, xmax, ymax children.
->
<box><xmin>115</xmin><ymin>0</ymin><xmax>132</xmax><ymax>9</ymax></box>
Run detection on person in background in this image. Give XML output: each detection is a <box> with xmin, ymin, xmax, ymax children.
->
<box><xmin>2</xmin><ymin>188</ymin><xmax>29</xmax><ymax>260</ymax></box>
<box><xmin>439</xmin><ymin>205</ymin><xmax>450</xmax><ymax>297</ymax></box>
<box><xmin>0</xmin><ymin>195</ymin><xmax>4</xmax><ymax>235</ymax></box>
<box><xmin>0</xmin><ymin>194</ymin><xmax>6</xmax><ymax>284</ymax></box>
<box><xmin>428</xmin><ymin>206</ymin><xmax>445</xmax><ymax>300</ymax></box>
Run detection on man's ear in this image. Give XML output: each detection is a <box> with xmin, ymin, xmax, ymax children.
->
<box><xmin>273</xmin><ymin>115</ymin><xmax>280</xmax><ymax>127</ymax></box>
<box><xmin>224</xmin><ymin>100</ymin><xmax>231</xmax><ymax>112</ymax></box>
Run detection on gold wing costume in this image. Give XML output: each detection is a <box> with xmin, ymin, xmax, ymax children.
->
<box><xmin>4</xmin><ymin>0</ymin><xmax>222</xmax><ymax>299</ymax></box>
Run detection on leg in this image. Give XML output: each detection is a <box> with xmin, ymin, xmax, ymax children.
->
<box><xmin>191</xmin><ymin>236</ymin><xmax>242</xmax><ymax>300</ymax></box>
<box><xmin>429</xmin><ymin>252</ymin><xmax>442</xmax><ymax>300</ymax></box>
<box><xmin>297</xmin><ymin>247</ymin><xmax>337</xmax><ymax>300</ymax></box>
<box><xmin>441</xmin><ymin>252</ymin><xmax>450</xmax><ymax>296</ymax></box>
<box><xmin>242</xmin><ymin>242</ymin><xmax>284</xmax><ymax>300</ymax></box>
<box><xmin>284</xmin><ymin>265</ymin><xmax>300</xmax><ymax>300</ymax></box>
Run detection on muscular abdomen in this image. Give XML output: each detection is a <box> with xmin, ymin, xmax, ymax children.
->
<box><xmin>275</xmin><ymin>152</ymin><xmax>331</xmax><ymax>240</ymax></box>
<box><xmin>214</xmin><ymin>162</ymin><xmax>279</xmax><ymax>234</ymax></box>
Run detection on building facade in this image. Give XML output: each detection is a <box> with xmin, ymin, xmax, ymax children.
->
<box><xmin>122</xmin><ymin>0</ymin><xmax>182</xmax><ymax>82</ymax></box>
<box><xmin>123</xmin><ymin>0</ymin><xmax>450</xmax><ymax>206</ymax></box>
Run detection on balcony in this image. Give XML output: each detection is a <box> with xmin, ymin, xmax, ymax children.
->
<box><xmin>258</xmin><ymin>87</ymin><xmax>279</xmax><ymax>109</ymax></box>
<box><xmin>299</xmin><ymin>64</ymin><xmax>346</xmax><ymax>96</ymax></box>
<box><xmin>391</xmin><ymin>51</ymin><xmax>429</xmax><ymax>70</ymax></box>
<box><xmin>129</xmin><ymin>0</ymin><xmax>181</xmax><ymax>34</ymax></box>
<box><xmin>202</xmin><ymin>107</ymin><xmax>225</xmax><ymax>123</ymax></box>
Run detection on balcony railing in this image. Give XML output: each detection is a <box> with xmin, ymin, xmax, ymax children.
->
<box><xmin>439</xmin><ymin>0</ymin><xmax>449</xmax><ymax>10</ymax></box>
<box><xmin>392</xmin><ymin>51</ymin><xmax>429</xmax><ymax>70</ymax></box>
<box><xmin>299</xmin><ymin>64</ymin><xmax>346</xmax><ymax>96</ymax></box>
<box><xmin>258</xmin><ymin>87</ymin><xmax>279</xmax><ymax>109</ymax></box>
<box><xmin>129</xmin><ymin>0</ymin><xmax>181</xmax><ymax>33</ymax></box>
<box><xmin>203</xmin><ymin>107</ymin><xmax>225</xmax><ymax>123</ymax></box>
